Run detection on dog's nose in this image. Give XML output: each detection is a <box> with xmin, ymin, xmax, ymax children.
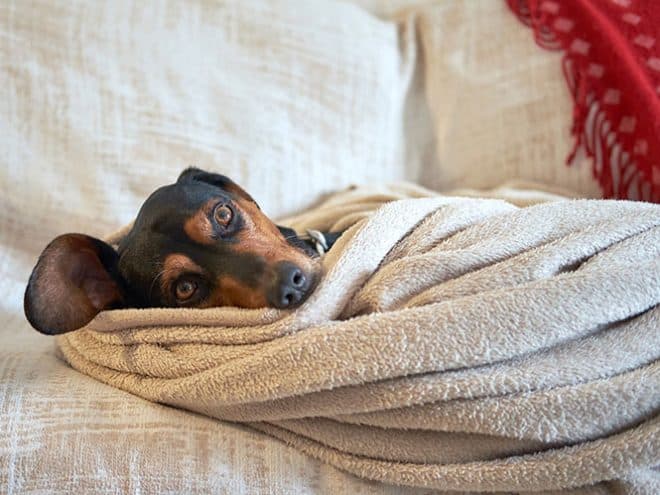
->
<box><xmin>269</xmin><ymin>261</ymin><xmax>310</xmax><ymax>309</ymax></box>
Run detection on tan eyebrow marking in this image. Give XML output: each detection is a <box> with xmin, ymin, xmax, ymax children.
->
<box><xmin>159</xmin><ymin>253</ymin><xmax>203</xmax><ymax>293</ymax></box>
<box><xmin>184</xmin><ymin>199</ymin><xmax>217</xmax><ymax>245</ymax></box>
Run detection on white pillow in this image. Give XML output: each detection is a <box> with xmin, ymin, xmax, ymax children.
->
<box><xmin>1</xmin><ymin>0</ymin><xmax>414</xmax><ymax>248</ymax></box>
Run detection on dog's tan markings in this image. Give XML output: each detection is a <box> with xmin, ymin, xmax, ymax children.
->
<box><xmin>184</xmin><ymin>199</ymin><xmax>216</xmax><ymax>245</ymax></box>
<box><xmin>232</xmin><ymin>198</ymin><xmax>317</xmax><ymax>272</ymax></box>
<box><xmin>160</xmin><ymin>253</ymin><xmax>203</xmax><ymax>293</ymax></box>
<box><xmin>208</xmin><ymin>275</ymin><xmax>269</xmax><ymax>308</ymax></box>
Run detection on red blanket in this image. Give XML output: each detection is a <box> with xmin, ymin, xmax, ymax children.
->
<box><xmin>507</xmin><ymin>0</ymin><xmax>660</xmax><ymax>202</ymax></box>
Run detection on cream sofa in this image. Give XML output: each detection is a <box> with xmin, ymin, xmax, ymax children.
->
<box><xmin>1</xmin><ymin>1</ymin><xmax>602</xmax><ymax>493</ymax></box>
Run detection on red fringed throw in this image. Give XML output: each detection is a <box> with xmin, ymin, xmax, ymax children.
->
<box><xmin>507</xmin><ymin>0</ymin><xmax>660</xmax><ymax>202</ymax></box>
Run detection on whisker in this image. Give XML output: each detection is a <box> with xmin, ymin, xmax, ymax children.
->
<box><xmin>148</xmin><ymin>266</ymin><xmax>168</xmax><ymax>300</ymax></box>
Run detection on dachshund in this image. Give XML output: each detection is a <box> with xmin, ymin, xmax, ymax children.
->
<box><xmin>24</xmin><ymin>168</ymin><xmax>342</xmax><ymax>335</ymax></box>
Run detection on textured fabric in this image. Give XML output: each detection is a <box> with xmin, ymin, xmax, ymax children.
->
<box><xmin>2</xmin><ymin>0</ymin><xmax>652</xmax><ymax>493</ymax></box>
<box><xmin>0</xmin><ymin>0</ymin><xmax>422</xmax><ymax>493</ymax></box>
<box><xmin>507</xmin><ymin>0</ymin><xmax>660</xmax><ymax>202</ymax></box>
<box><xmin>1</xmin><ymin>348</ymin><xmax>425</xmax><ymax>494</ymax></box>
<box><xmin>414</xmin><ymin>1</ymin><xmax>603</xmax><ymax>198</ymax></box>
<box><xmin>56</xmin><ymin>185</ymin><xmax>660</xmax><ymax>492</ymax></box>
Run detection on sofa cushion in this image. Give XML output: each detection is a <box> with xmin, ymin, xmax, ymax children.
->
<box><xmin>414</xmin><ymin>1</ymin><xmax>602</xmax><ymax>198</ymax></box>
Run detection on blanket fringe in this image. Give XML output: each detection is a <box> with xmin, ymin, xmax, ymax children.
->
<box><xmin>506</xmin><ymin>0</ymin><xmax>659</xmax><ymax>202</ymax></box>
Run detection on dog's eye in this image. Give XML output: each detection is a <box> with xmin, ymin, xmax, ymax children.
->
<box><xmin>175</xmin><ymin>279</ymin><xmax>197</xmax><ymax>301</ymax></box>
<box><xmin>214</xmin><ymin>204</ymin><xmax>233</xmax><ymax>227</ymax></box>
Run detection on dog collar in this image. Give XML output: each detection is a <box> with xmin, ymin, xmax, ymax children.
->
<box><xmin>306</xmin><ymin>229</ymin><xmax>329</xmax><ymax>256</ymax></box>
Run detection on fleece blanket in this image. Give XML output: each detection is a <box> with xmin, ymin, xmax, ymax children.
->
<box><xmin>56</xmin><ymin>185</ymin><xmax>660</xmax><ymax>493</ymax></box>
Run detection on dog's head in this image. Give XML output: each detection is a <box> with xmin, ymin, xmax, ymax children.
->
<box><xmin>24</xmin><ymin>168</ymin><xmax>320</xmax><ymax>335</ymax></box>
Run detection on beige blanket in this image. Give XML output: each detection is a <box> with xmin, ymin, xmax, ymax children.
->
<box><xmin>57</xmin><ymin>185</ymin><xmax>660</xmax><ymax>493</ymax></box>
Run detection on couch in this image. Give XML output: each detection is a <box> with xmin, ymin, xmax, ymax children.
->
<box><xmin>1</xmin><ymin>1</ymin><xmax>607</xmax><ymax>493</ymax></box>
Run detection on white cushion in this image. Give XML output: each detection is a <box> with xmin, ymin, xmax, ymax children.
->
<box><xmin>414</xmin><ymin>1</ymin><xmax>602</xmax><ymax>197</ymax></box>
<box><xmin>0</xmin><ymin>0</ymin><xmax>415</xmax><ymax>244</ymax></box>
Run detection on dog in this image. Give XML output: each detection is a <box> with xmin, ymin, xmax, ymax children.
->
<box><xmin>24</xmin><ymin>167</ymin><xmax>342</xmax><ymax>335</ymax></box>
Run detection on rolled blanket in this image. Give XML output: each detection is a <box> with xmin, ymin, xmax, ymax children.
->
<box><xmin>57</xmin><ymin>184</ymin><xmax>660</xmax><ymax>493</ymax></box>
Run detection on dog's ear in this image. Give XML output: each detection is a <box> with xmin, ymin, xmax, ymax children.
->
<box><xmin>177</xmin><ymin>167</ymin><xmax>258</xmax><ymax>207</ymax></box>
<box><xmin>24</xmin><ymin>234</ymin><xmax>126</xmax><ymax>335</ymax></box>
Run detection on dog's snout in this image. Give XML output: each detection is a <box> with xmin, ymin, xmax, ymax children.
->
<box><xmin>269</xmin><ymin>261</ymin><xmax>313</xmax><ymax>309</ymax></box>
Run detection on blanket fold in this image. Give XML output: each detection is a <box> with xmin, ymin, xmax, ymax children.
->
<box><xmin>57</xmin><ymin>185</ymin><xmax>660</xmax><ymax>493</ymax></box>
